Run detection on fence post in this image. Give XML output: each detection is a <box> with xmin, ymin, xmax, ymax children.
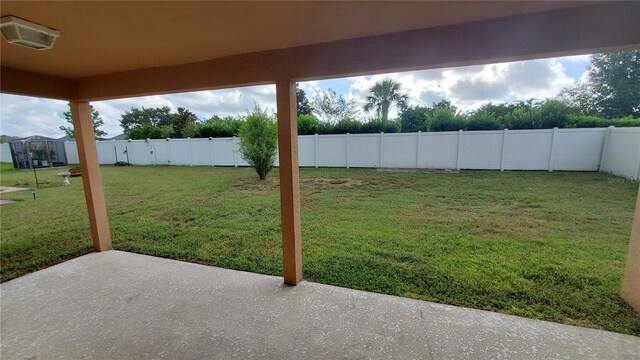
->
<box><xmin>92</xmin><ymin>140</ymin><xmax>97</xmax><ymax>165</ymax></box>
<box><xmin>127</xmin><ymin>139</ymin><xmax>134</xmax><ymax>164</ymax></box>
<box><xmin>145</xmin><ymin>138</ymin><xmax>152</xmax><ymax>164</ymax></box>
<box><xmin>208</xmin><ymin>137</ymin><xmax>214</xmax><ymax>167</ymax></box>
<box><xmin>599</xmin><ymin>126</ymin><xmax>614</xmax><ymax>172</ymax></box>
<box><xmin>166</xmin><ymin>138</ymin><xmax>172</xmax><ymax>165</ymax></box>
<box><xmin>416</xmin><ymin>131</ymin><xmax>422</xmax><ymax>168</ymax></box>
<box><xmin>456</xmin><ymin>129</ymin><xmax>463</xmax><ymax>170</ymax></box>
<box><xmin>346</xmin><ymin>133</ymin><xmax>350</xmax><ymax>168</ymax></box>
<box><xmin>112</xmin><ymin>139</ymin><xmax>116</xmax><ymax>163</ymax></box>
<box><xmin>500</xmin><ymin>128</ymin><xmax>508</xmax><ymax>171</ymax></box>
<box><xmin>379</xmin><ymin>132</ymin><xmax>384</xmax><ymax>168</ymax></box>
<box><xmin>187</xmin><ymin>137</ymin><xmax>193</xmax><ymax>166</ymax></box>
<box><xmin>233</xmin><ymin>136</ymin><xmax>238</xmax><ymax>167</ymax></box>
<box><xmin>548</xmin><ymin>127</ymin><xmax>558</xmax><ymax>172</ymax></box>
<box><xmin>637</xmin><ymin>146</ymin><xmax>640</xmax><ymax>180</ymax></box>
<box><xmin>636</xmin><ymin>142</ymin><xmax>640</xmax><ymax>180</ymax></box>
<box><xmin>314</xmin><ymin>133</ymin><xmax>319</xmax><ymax>168</ymax></box>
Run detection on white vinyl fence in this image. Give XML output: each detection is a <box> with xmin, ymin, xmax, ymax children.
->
<box><xmin>46</xmin><ymin>127</ymin><xmax>640</xmax><ymax>180</ymax></box>
<box><xmin>0</xmin><ymin>143</ymin><xmax>11</xmax><ymax>162</ymax></box>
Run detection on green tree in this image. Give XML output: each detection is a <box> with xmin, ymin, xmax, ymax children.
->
<box><xmin>562</xmin><ymin>50</ymin><xmax>640</xmax><ymax>118</ymax></box>
<box><xmin>333</xmin><ymin>118</ymin><xmax>363</xmax><ymax>134</ymax></box>
<box><xmin>119</xmin><ymin>106</ymin><xmax>175</xmax><ymax>135</ymax></box>
<box><xmin>127</xmin><ymin>125</ymin><xmax>174</xmax><ymax>140</ymax></box>
<box><xmin>60</xmin><ymin>104</ymin><xmax>107</xmax><ymax>139</ymax></box>
<box><xmin>465</xmin><ymin>109</ymin><xmax>501</xmax><ymax>130</ymax></box>
<box><xmin>184</xmin><ymin>116</ymin><xmax>243</xmax><ymax>138</ymax></box>
<box><xmin>172</xmin><ymin>107</ymin><xmax>198</xmax><ymax>138</ymax></box>
<box><xmin>238</xmin><ymin>106</ymin><xmax>278</xmax><ymax>180</ymax></box>
<box><xmin>296</xmin><ymin>84</ymin><xmax>313</xmax><ymax>116</ymax></box>
<box><xmin>399</xmin><ymin>105</ymin><xmax>429</xmax><ymax>132</ymax></box>
<box><xmin>431</xmin><ymin>99</ymin><xmax>458</xmax><ymax>113</ymax></box>
<box><xmin>298</xmin><ymin>114</ymin><xmax>320</xmax><ymax>135</ymax></box>
<box><xmin>428</xmin><ymin>108</ymin><xmax>465</xmax><ymax>132</ymax></box>
<box><xmin>312</xmin><ymin>89</ymin><xmax>358</xmax><ymax>123</ymax></box>
<box><xmin>364</xmin><ymin>79</ymin><xmax>408</xmax><ymax>122</ymax></box>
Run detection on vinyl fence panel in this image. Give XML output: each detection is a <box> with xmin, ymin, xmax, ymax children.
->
<box><xmin>56</xmin><ymin>127</ymin><xmax>639</xmax><ymax>179</ymax></box>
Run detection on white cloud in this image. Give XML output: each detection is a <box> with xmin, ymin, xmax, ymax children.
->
<box><xmin>0</xmin><ymin>94</ymin><xmax>68</xmax><ymax>138</ymax></box>
<box><xmin>344</xmin><ymin>57</ymin><xmax>577</xmax><ymax>117</ymax></box>
<box><xmin>0</xmin><ymin>56</ymin><xmax>585</xmax><ymax>138</ymax></box>
<box><xmin>0</xmin><ymin>86</ymin><xmax>276</xmax><ymax>138</ymax></box>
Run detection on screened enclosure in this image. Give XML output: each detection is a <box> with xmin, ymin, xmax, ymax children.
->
<box><xmin>9</xmin><ymin>137</ymin><xmax>68</xmax><ymax>169</ymax></box>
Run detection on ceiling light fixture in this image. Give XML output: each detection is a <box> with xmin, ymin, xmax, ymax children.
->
<box><xmin>0</xmin><ymin>16</ymin><xmax>60</xmax><ymax>50</ymax></box>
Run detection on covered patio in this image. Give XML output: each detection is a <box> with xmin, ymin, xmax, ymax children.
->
<box><xmin>1</xmin><ymin>1</ymin><xmax>640</xmax><ymax>357</ymax></box>
<box><xmin>2</xmin><ymin>250</ymin><xmax>639</xmax><ymax>359</ymax></box>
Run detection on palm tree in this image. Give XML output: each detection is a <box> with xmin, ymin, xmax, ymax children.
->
<box><xmin>364</xmin><ymin>79</ymin><xmax>408</xmax><ymax>121</ymax></box>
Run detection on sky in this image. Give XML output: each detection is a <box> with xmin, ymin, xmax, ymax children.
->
<box><xmin>0</xmin><ymin>55</ymin><xmax>590</xmax><ymax>139</ymax></box>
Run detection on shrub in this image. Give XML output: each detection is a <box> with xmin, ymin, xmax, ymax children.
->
<box><xmin>333</xmin><ymin>118</ymin><xmax>363</xmax><ymax>134</ymax></box>
<box><xmin>569</xmin><ymin>115</ymin><xmax>640</xmax><ymax>128</ymax></box>
<box><xmin>127</xmin><ymin>125</ymin><xmax>174</xmax><ymax>139</ymax></box>
<box><xmin>361</xmin><ymin>119</ymin><xmax>401</xmax><ymax>133</ymax></box>
<box><xmin>298</xmin><ymin>114</ymin><xmax>320</xmax><ymax>135</ymax></box>
<box><xmin>502</xmin><ymin>108</ymin><xmax>536</xmax><ymax>129</ymax></box>
<box><xmin>186</xmin><ymin>118</ymin><xmax>243</xmax><ymax>138</ymax></box>
<box><xmin>399</xmin><ymin>105</ymin><xmax>429</xmax><ymax>132</ymax></box>
<box><xmin>534</xmin><ymin>100</ymin><xmax>576</xmax><ymax>129</ymax></box>
<box><xmin>568</xmin><ymin>114</ymin><xmax>605</xmax><ymax>128</ymax></box>
<box><xmin>612</xmin><ymin>116</ymin><xmax>640</xmax><ymax>127</ymax></box>
<box><xmin>465</xmin><ymin>116</ymin><xmax>501</xmax><ymax>130</ymax></box>
<box><xmin>428</xmin><ymin>108</ymin><xmax>464</xmax><ymax>131</ymax></box>
<box><xmin>238</xmin><ymin>107</ymin><xmax>278</xmax><ymax>180</ymax></box>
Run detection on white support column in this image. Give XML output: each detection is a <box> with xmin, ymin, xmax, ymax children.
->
<box><xmin>500</xmin><ymin>128</ymin><xmax>508</xmax><ymax>171</ymax></box>
<box><xmin>379</xmin><ymin>132</ymin><xmax>384</xmax><ymax>168</ymax></box>
<box><xmin>548</xmin><ymin>127</ymin><xmax>558</xmax><ymax>172</ymax></box>
<box><xmin>416</xmin><ymin>131</ymin><xmax>422</xmax><ymax>168</ymax></box>
<box><xmin>346</xmin><ymin>133</ymin><xmax>350</xmax><ymax>169</ymax></box>
<box><xmin>314</xmin><ymin>133</ymin><xmax>319</xmax><ymax>168</ymax></box>
<box><xmin>208</xmin><ymin>137</ymin><xmax>214</xmax><ymax>167</ymax></box>
<box><xmin>187</xmin><ymin>137</ymin><xmax>193</xmax><ymax>166</ymax></box>
<box><xmin>456</xmin><ymin>129</ymin><xmax>463</xmax><ymax>170</ymax></box>
<box><xmin>167</xmin><ymin>138</ymin><xmax>172</xmax><ymax>165</ymax></box>
<box><xmin>599</xmin><ymin>126</ymin><xmax>615</xmax><ymax>172</ymax></box>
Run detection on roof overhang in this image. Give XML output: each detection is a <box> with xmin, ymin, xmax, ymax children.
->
<box><xmin>1</xmin><ymin>1</ymin><xmax>639</xmax><ymax>102</ymax></box>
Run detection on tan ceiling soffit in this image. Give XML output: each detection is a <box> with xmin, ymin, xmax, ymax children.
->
<box><xmin>0</xmin><ymin>1</ymin><xmax>594</xmax><ymax>78</ymax></box>
<box><xmin>1</xmin><ymin>67</ymin><xmax>74</xmax><ymax>100</ymax></box>
<box><xmin>2</xmin><ymin>2</ymin><xmax>640</xmax><ymax>102</ymax></box>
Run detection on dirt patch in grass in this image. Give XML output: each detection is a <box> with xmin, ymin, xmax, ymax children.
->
<box><xmin>232</xmin><ymin>176</ymin><xmax>368</xmax><ymax>194</ymax></box>
<box><xmin>231</xmin><ymin>176</ymin><xmax>280</xmax><ymax>191</ymax></box>
<box><xmin>174</xmin><ymin>217</ymin><xmax>195</xmax><ymax>227</ymax></box>
<box><xmin>304</xmin><ymin>177</ymin><xmax>366</xmax><ymax>189</ymax></box>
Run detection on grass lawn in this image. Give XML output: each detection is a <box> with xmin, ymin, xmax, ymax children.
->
<box><xmin>1</xmin><ymin>162</ymin><xmax>638</xmax><ymax>335</ymax></box>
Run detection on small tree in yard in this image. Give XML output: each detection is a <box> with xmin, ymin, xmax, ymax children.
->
<box><xmin>238</xmin><ymin>106</ymin><xmax>278</xmax><ymax>180</ymax></box>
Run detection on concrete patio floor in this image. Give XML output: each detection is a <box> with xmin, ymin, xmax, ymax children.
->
<box><xmin>1</xmin><ymin>251</ymin><xmax>638</xmax><ymax>359</ymax></box>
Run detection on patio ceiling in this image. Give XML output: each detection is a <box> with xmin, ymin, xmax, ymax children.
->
<box><xmin>0</xmin><ymin>1</ymin><xmax>594</xmax><ymax>79</ymax></box>
<box><xmin>2</xmin><ymin>1</ymin><xmax>639</xmax><ymax>101</ymax></box>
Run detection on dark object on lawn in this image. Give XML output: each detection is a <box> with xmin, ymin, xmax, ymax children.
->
<box><xmin>114</xmin><ymin>161</ymin><xmax>132</xmax><ymax>166</ymax></box>
<box><xmin>69</xmin><ymin>167</ymin><xmax>82</xmax><ymax>177</ymax></box>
